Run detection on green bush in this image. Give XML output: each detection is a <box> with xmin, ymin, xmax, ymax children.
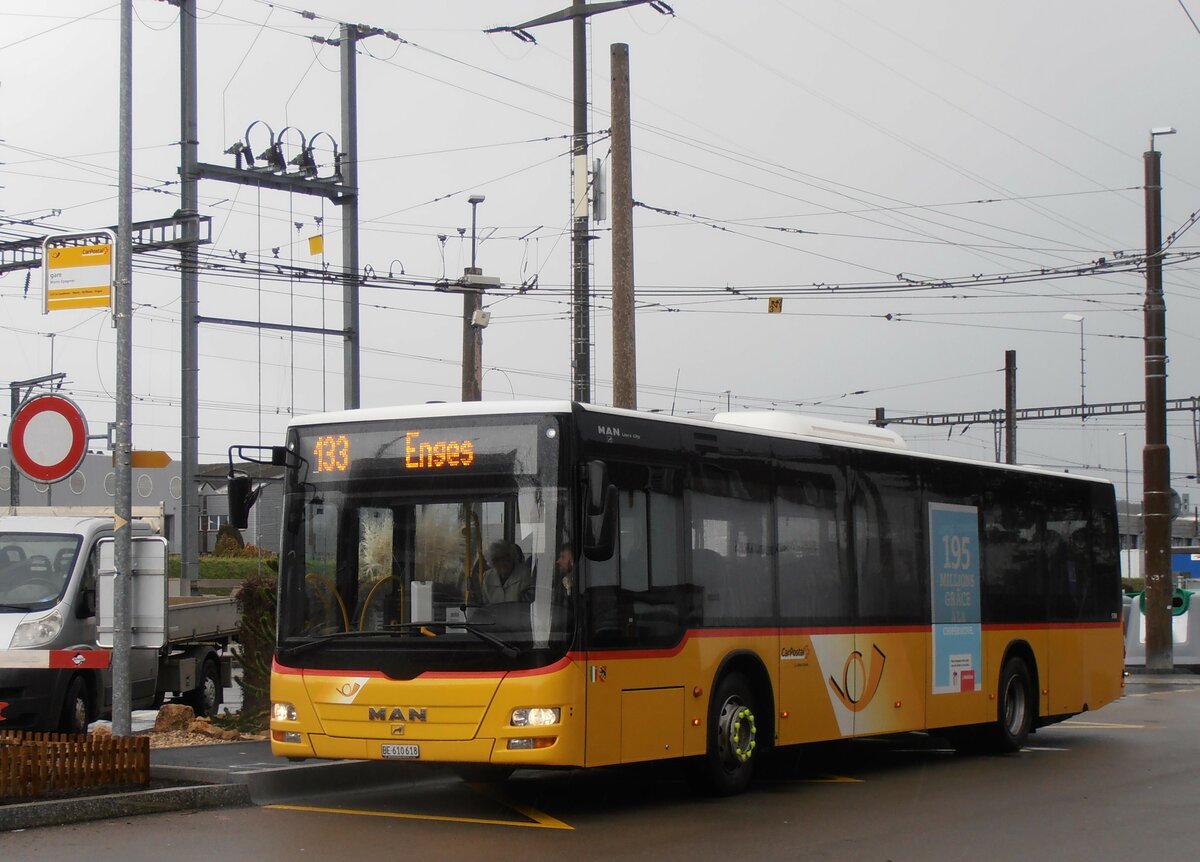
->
<box><xmin>214</xmin><ymin>523</ymin><xmax>245</xmax><ymax>553</ymax></box>
<box><xmin>169</xmin><ymin>554</ymin><xmax>278</xmax><ymax>580</ymax></box>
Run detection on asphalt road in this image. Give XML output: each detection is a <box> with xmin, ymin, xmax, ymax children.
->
<box><xmin>6</xmin><ymin>679</ymin><xmax>1198</xmax><ymax>861</ymax></box>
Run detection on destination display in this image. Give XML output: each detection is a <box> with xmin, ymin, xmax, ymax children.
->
<box><xmin>298</xmin><ymin>422</ymin><xmax>539</xmax><ymax>481</ymax></box>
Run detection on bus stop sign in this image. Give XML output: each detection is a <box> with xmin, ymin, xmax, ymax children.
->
<box><xmin>7</xmin><ymin>393</ymin><xmax>89</xmax><ymax>483</ymax></box>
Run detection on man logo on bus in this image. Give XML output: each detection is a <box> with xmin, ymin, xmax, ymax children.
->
<box><xmin>368</xmin><ymin>707</ymin><xmax>428</xmax><ymax>722</ymax></box>
<box><xmin>828</xmin><ymin>644</ymin><xmax>886</xmax><ymax>713</ymax></box>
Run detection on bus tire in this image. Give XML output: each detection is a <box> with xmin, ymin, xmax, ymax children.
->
<box><xmin>691</xmin><ymin>672</ymin><xmax>759</xmax><ymax>796</ymax></box>
<box><xmin>59</xmin><ymin>675</ymin><xmax>91</xmax><ymax>734</ymax></box>
<box><xmin>991</xmin><ymin>656</ymin><xmax>1034</xmax><ymax>753</ymax></box>
<box><xmin>183</xmin><ymin>657</ymin><xmax>222</xmax><ymax>718</ymax></box>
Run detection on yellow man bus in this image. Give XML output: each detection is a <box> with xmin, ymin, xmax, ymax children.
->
<box><xmin>257</xmin><ymin>401</ymin><xmax>1123</xmax><ymax>795</ymax></box>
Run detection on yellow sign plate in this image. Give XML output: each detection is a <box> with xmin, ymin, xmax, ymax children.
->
<box><xmin>45</xmin><ymin>241</ymin><xmax>114</xmax><ymax>312</ymax></box>
<box><xmin>112</xmin><ymin>450</ymin><xmax>173</xmax><ymax>469</ymax></box>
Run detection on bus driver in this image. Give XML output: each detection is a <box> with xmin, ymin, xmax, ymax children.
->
<box><xmin>482</xmin><ymin>541</ymin><xmax>533</xmax><ymax>604</ymax></box>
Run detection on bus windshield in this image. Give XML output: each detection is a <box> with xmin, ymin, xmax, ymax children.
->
<box><xmin>277</xmin><ymin>416</ymin><xmax>574</xmax><ymax>671</ymax></box>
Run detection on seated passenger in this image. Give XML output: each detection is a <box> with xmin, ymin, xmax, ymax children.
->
<box><xmin>556</xmin><ymin>542</ymin><xmax>575</xmax><ymax>598</ymax></box>
<box><xmin>482</xmin><ymin>541</ymin><xmax>533</xmax><ymax>604</ymax></box>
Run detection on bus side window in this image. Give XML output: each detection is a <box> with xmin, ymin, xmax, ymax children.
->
<box><xmin>687</xmin><ymin>488</ymin><xmax>772</xmax><ymax>626</ymax></box>
<box><xmin>1045</xmin><ymin>483</ymin><xmax>1092</xmax><ymax>621</ymax></box>
<box><xmin>619</xmin><ymin>490</ymin><xmax>649</xmax><ymax>592</ymax></box>
<box><xmin>981</xmin><ymin>484</ymin><xmax>1044</xmax><ymax>623</ymax></box>
<box><xmin>778</xmin><ymin>470</ymin><xmax>850</xmax><ymax>625</ymax></box>
<box><xmin>584</xmin><ymin>489</ymin><xmax>633</xmax><ymax>647</ymax></box>
<box><xmin>585</xmin><ymin>476</ymin><xmax>685</xmax><ymax>648</ymax></box>
<box><xmin>852</xmin><ymin>458</ymin><xmax>924</xmax><ymax>626</ymax></box>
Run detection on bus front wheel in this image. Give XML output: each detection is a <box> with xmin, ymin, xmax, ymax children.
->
<box><xmin>691</xmin><ymin>672</ymin><xmax>759</xmax><ymax>796</ymax></box>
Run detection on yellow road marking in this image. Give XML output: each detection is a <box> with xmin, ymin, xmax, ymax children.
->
<box><xmin>268</xmin><ymin>781</ymin><xmax>574</xmax><ymax>831</ymax></box>
<box><xmin>268</xmin><ymin>802</ymin><xmax>573</xmax><ymax>830</ymax></box>
<box><xmin>465</xmin><ymin>781</ymin><xmax>575</xmax><ymax>829</ymax></box>
<box><xmin>802</xmin><ymin>774</ymin><xmax>863</xmax><ymax>783</ymax></box>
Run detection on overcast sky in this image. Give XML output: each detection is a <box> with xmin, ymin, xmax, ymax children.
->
<box><xmin>2</xmin><ymin>1</ymin><xmax>1199</xmax><ymax>503</ymax></box>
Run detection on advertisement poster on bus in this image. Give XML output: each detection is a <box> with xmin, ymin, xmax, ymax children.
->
<box><xmin>929</xmin><ymin>503</ymin><xmax>982</xmax><ymax>694</ymax></box>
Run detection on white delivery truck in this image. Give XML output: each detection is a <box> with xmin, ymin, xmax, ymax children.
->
<box><xmin>0</xmin><ymin>511</ymin><xmax>238</xmax><ymax>732</ymax></box>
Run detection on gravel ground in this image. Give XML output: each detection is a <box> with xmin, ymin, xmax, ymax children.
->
<box><xmin>146</xmin><ymin>729</ymin><xmax>267</xmax><ymax>748</ymax></box>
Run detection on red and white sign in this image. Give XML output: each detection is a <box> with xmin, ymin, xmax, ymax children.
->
<box><xmin>7</xmin><ymin>393</ymin><xmax>90</xmax><ymax>483</ymax></box>
<box><xmin>0</xmin><ymin>650</ymin><xmax>111</xmax><ymax>669</ymax></box>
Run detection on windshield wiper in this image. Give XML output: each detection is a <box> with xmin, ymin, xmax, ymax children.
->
<box><xmin>360</xmin><ymin>619</ymin><xmax>520</xmax><ymax>662</ymax></box>
<box><xmin>278</xmin><ymin>621</ymin><xmax>521</xmax><ymax>659</ymax></box>
<box><xmin>278</xmin><ymin>629</ymin><xmax>414</xmax><ymax>659</ymax></box>
<box><xmin>391</xmin><ymin>620</ymin><xmax>522</xmax><ymax>658</ymax></box>
<box><xmin>446</xmin><ymin>622</ymin><xmax>521</xmax><ymax>658</ymax></box>
<box><xmin>0</xmin><ymin>602</ymin><xmax>34</xmax><ymax>611</ymax></box>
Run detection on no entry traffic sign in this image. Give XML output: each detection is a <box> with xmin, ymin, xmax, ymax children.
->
<box><xmin>7</xmin><ymin>393</ymin><xmax>89</xmax><ymax>484</ymax></box>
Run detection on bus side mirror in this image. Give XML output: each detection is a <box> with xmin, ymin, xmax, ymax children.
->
<box><xmin>227</xmin><ymin>474</ymin><xmax>260</xmax><ymax>530</ymax></box>
<box><xmin>583</xmin><ymin>461</ymin><xmax>616</xmax><ymax>561</ymax></box>
<box><xmin>585</xmin><ymin>460</ymin><xmax>608</xmax><ymax>515</ymax></box>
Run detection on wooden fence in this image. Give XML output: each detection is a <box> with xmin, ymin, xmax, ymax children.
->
<box><xmin>0</xmin><ymin>731</ymin><xmax>150</xmax><ymax>800</ymax></box>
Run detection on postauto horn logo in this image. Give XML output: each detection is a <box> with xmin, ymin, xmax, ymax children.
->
<box><xmin>828</xmin><ymin>644</ymin><xmax>887</xmax><ymax>713</ymax></box>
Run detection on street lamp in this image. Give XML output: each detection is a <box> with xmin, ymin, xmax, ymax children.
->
<box><xmin>1150</xmin><ymin>127</ymin><xmax>1176</xmax><ymax>151</ymax></box>
<box><xmin>468</xmin><ymin>194</ymin><xmax>485</xmax><ymax>269</ymax></box>
<box><xmin>1119</xmin><ymin>431</ymin><xmax>1131</xmax><ymax>579</ymax></box>
<box><xmin>1062</xmin><ymin>313</ymin><xmax>1085</xmax><ymax>417</ymax></box>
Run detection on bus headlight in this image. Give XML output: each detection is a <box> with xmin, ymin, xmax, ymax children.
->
<box><xmin>511</xmin><ymin>707</ymin><xmax>560</xmax><ymax>727</ymax></box>
<box><xmin>272</xmin><ymin>701</ymin><xmax>298</xmax><ymax>722</ymax></box>
<box><xmin>11</xmin><ymin>608</ymin><xmax>65</xmax><ymax>648</ymax></box>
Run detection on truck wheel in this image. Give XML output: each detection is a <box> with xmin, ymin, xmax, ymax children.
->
<box><xmin>689</xmin><ymin>672</ymin><xmax>760</xmax><ymax>796</ymax></box>
<box><xmin>60</xmin><ymin>675</ymin><xmax>91</xmax><ymax>734</ymax></box>
<box><xmin>183</xmin><ymin>658</ymin><xmax>222</xmax><ymax>718</ymax></box>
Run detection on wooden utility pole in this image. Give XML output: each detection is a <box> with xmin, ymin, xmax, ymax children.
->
<box><xmin>461</xmin><ymin>288</ymin><xmax>482</xmax><ymax>401</ymax></box>
<box><xmin>461</xmin><ymin>196</ymin><xmax>486</xmax><ymax>402</ymax></box>
<box><xmin>1143</xmin><ymin>141</ymin><xmax>1173</xmax><ymax>671</ymax></box>
<box><xmin>611</xmin><ymin>43</ymin><xmax>636</xmax><ymax>409</ymax></box>
<box><xmin>1004</xmin><ymin>350</ymin><xmax>1016</xmax><ymax>464</ymax></box>
<box><xmin>486</xmin><ymin>1</ymin><xmax>668</xmax><ymax>404</ymax></box>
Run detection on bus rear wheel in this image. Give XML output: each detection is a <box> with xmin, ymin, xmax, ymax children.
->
<box><xmin>691</xmin><ymin>672</ymin><xmax>759</xmax><ymax>796</ymax></box>
<box><xmin>991</xmin><ymin>657</ymin><xmax>1033</xmax><ymax>753</ymax></box>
